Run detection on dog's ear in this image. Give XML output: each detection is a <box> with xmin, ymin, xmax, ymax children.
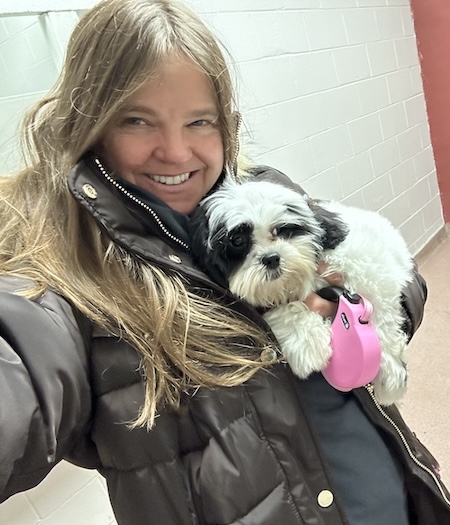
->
<box><xmin>308</xmin><ymin>201</ymin><xmax>349</xmax><ymax>250</ymax></box>
<box><xmin>189</xmin><ymin>206</ymin><xmax>229</xmax><ymax>288</ymax></box>
<box><xmin>190</xmin><ymin>205</ymin><xmax>209</xmax><ymax>260</ymax></box>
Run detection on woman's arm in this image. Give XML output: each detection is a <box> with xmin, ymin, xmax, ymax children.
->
<box><xmin>0</xmin><ymin>286</ymin><xmax>91</xmax><ymax>501</ymax></box>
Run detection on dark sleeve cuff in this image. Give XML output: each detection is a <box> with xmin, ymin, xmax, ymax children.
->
<box><xmin>401</xmin><ymin>260</ymin><xmax>428</xmax><ymax>342</ymax></box>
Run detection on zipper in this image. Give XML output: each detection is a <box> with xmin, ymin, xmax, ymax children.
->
<box><xmin>232</xmin><ymin>112</ymin><xmax>242</xmax><ymax>176</ymax></box>
<box><xmin>365</xmin><ymin>384</ymin><xmax>450</xmax><ymax>506</ymax></box>
<box><xmin>90</xmin><ymin>157</ymin><xmax>239</xmax><ymax>295</ymax></box>
<box><xmin>93</xmin><ymin>157</ymin><xmax>190</xmax><ymax>251</ymax></box>
<box><xmin>90</xmin><ymin>157</ymin><xmax>278</xmax><ymax>321</ymax></box>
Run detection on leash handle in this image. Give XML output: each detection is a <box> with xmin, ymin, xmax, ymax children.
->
<box><xmin>317</xmin><ymin>286</ymin><xmax>382</xmax><ymax>392</ymax></box>
<box><xmin>317</xmin><ymin>286</ymin><xmax>372</xmax><ymax>324</ymax></box>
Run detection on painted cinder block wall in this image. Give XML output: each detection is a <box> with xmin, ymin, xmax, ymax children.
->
<box><xmin>0</xmin><ymin>0</ymin><xmax>445</xmax><ymax>256</ymax></box>
<box><xmin>0</xmin><ymin>1</ymin><xmax>444</xmax><ymax>524</ymax></box>
<box><xmin>188</xmin><ymin>0</ymin><xmax>444</xmax><ymax>256</ymax></box>
<box><xmin>410</xmin><ymin>0</ymin><xmax>450</xmax><ymax>222</ymax></box>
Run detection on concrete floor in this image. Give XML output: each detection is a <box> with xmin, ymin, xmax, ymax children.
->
<box><xmin>401</xmin><ymin>231</ymin><xmax>450</xmax><ymax>487</ymax></box>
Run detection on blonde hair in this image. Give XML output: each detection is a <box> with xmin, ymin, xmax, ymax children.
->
<box><xmin>21</xmin><ymin>0</ymin><xmax>241</xmax><ymax>176</ymax></box>
<box><xmin>0</xmin><ymin>0</ymin><xmax>274</xmax><ymax>428</ymax></box>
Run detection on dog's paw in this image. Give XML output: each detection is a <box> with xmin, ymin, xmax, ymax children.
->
<box><xmin>286</xmin><ymin>342</ymin><xmax>332</xmax><ymax>379</ymax></box>
<box><xmin>263</xmin><ymin>302</ymin><xmax>332</xmax><ymax>379</ymax></box>
<box><xmin>371</xmin><ymin>353</ymin><xmax>407</xmax><ymax>405</ymax></box>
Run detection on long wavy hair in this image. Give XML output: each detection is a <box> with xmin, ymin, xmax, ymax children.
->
<box><xmin>0</xmin><ymin>0</ymin><xmax>275</xmax><ymax>428</ymax></box>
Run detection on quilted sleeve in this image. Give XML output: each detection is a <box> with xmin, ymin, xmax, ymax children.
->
<box><xmin>0</xmin><ymin>290</ymin><xmax>92</xmax><ymax>501</ymax></box>
<box><xmin>400</xmin><ymin>261</ymin><xmax>428</xmax><ymax>341</ymax></box>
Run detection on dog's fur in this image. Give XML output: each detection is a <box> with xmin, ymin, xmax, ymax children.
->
<box><xmin>190</xmin><ymin>177</ymin><xmax>414</xmax><ymax>405</ymax></box>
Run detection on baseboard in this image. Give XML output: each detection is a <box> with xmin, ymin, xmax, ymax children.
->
<box><xmin>414</xmin><ymin>225</ymin><xmax>450</xmax><ymax>265</ymax></box>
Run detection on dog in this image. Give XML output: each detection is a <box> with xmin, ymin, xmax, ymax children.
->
<box><xmin>190</xmin><ymin>177</ymin><xmax>415</xmax><ymax>405</ymax></box>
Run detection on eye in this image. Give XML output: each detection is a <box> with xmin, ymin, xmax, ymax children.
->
<box><xmin>226</xmin><ymin>224</ymin><xmax>252</xmax><ymax>256</ymax></box>
<box><xmin>230</xmin><ymin>233</ymin><xmax>245</xmax><ymax>247</ymax></box>
<box><xmin>189</xmin><ymin>118</ymin><xmax>219</xmax><ymax>129</ymax></box>
<box><xmin>189</xmin><ymin>119</ymin><xmax>209</xmax><ymax>127</ymax></box>
<box><xmin>124</xmin><ymin>117</ymin><xmax>146</xmax><ymax>125</ymax></box>
<box><xmin>120</xmin><ymin>116</ymin><xmax>155</xmax><ymax>129</ymax></box>
<box><xmin>188</xmin><ymin>114</ymin><xmax>219</xmax><ymax>128</ymax></box>
<box><xmin>273</xmin><ymin>224</ymin><xmax>304</xmax><ymax>239</ymax></box>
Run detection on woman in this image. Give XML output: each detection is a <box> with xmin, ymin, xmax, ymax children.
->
<box><xmin>0</xmin><ymin>1</ymin><xmax>448</xmax><ymax>524</ymax></box>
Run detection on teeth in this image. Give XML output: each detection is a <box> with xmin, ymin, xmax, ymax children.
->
<box><xmin>151</xmin><ymin>173</ymin><xmax>190</xmax><ymax>185</ymax></box>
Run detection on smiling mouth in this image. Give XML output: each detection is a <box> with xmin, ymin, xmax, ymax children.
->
<box><xmin>148</xmin><ymin>172</ymin><xmax>192</xmax><ymax>185</ymax></box>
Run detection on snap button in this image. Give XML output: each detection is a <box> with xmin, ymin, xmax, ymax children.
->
<box><xmin>260</xmin><ymin>348</ymin><xmax>277</xmax><ymax>362</ymax></box>
<box><xmin>168</xmin><ymin>254</ymin><xmax>182</xmax><ymax>264</ymax></box>
<box><xmin>82</xmin><ymin>183</ymin><xmax>97</xmax><ymax>199</ymax></box>
<box><xmin>317</xmin><ymin>489</ymin><xmax>334</xmax><ymax>508</ymax></box>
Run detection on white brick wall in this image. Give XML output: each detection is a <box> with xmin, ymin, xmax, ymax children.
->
<box><xmin>0</xmin><ymin>0</ymin><xmax>444</xmax><ymax>523</ymax></box>
<box><xmin>0</xmin><ymin>10</ymin><xmax>80</xmax><ymax>175</ymax></box>
<box><xmin>185</xmin><ymin>0</ymin><xmax>442</xmax><ymax>254</ymax></box>
<box><xmin>0</xmin><ymin>14</ymin><xmax>55</xmax><ymax>174</ymax></box>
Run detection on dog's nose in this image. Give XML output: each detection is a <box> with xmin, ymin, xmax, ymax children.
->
<box><xmin>262</xmin><ymin>253</ymin><xmax>281</xmax><ymax>270</ymax></box>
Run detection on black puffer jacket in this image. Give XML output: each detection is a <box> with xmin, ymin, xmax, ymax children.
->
<box><xmin>0</xmin><ymin>157</ymin><xmax>448</xmax><ymax>525</ymax></box>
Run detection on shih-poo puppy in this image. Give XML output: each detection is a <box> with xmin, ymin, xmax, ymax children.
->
<box><xmin>190</xmin><ymin>177</ymin><xmax>415</xmax><ymax>405</ymax></box>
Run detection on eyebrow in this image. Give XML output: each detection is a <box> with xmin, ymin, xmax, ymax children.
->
<box><xmin>120</xmin><ymin>104</ymin><xmax>218</xmax><ymax>118</ymax></box>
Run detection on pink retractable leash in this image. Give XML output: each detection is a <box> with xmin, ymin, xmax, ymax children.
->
<box><xmin>318</xmin><ymin>287</ymin><xmax>382</xmax><ymax>392</ymax></box>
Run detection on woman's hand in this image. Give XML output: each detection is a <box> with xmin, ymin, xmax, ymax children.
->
<box><xmin>304</xmin><ymin>262</ymin><xmax>343</xmax><ymax>319</ymax></box>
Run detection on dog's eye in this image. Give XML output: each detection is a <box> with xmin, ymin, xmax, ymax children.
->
<box><xmin>273</xmin><ymin>224</ymin><xmax>303</xmax><ymax>239</ymax></box>
<box><xmin>230</xmin><ymin>234</ymin><xmax>245</xmax><ymax>247</ymax></box>
<box><xmin>227</xmin><ymin>224</ymin><xmax>251</xmax><ymax>254</ymax></box>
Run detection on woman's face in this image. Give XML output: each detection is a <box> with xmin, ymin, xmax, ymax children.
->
<box><xmin>100</xmin><ymin>56</ymin><xmax>224</xmax><ymax>215</ymax></box>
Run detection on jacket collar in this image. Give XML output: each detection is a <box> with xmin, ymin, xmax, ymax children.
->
<box><xmin>68</xmin><ymin>153</ymin><xmax>208</xmax><ymax>279</ymax></box>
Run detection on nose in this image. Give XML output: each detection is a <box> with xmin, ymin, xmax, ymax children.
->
<box><xmin>153</xmin><ymin>127</ymin><xmax>192</xmax><ymax>164</ymax></box>
<box><xmin>262</xmin><ymin>253</ymin><xmax>281</xmax><ymax>270</ymax></box>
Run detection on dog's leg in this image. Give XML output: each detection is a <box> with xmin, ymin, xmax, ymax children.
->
<box><xmin>372</xmin><ymin>333</ymin><xmax>408</xmax><ymax>405</ymax></box>
<box><xmin>264</xmin><ymin>301</ymin><xmax>332</xmax><ymax>378</ymax></box>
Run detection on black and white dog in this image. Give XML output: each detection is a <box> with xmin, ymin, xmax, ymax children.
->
<box><xmin>190</xmin><ymin>177</ymin><xmax>415</xmax><ymax>405</ymax></box>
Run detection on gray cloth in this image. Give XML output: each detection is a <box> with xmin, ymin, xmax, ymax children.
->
<box><xmin>298</xmin><ymin>373</ymin><xmax>410</xmax><ymax>525</ymax></box>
